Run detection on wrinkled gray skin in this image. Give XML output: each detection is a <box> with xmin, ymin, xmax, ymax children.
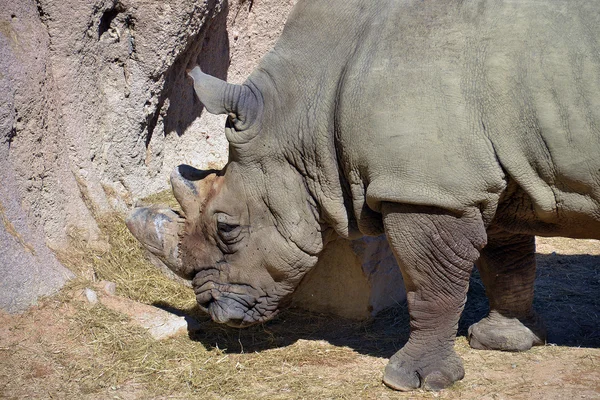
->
<box><xmin>127</xmin><ymin>0</ymin><xmax>600</xmax><ymax>391</ymax></box>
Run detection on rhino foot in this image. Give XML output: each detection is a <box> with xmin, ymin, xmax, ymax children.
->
<box><xmin>468</xmin><ymin>311</ymin><xmax>546</xmax><ymax>352</ymax></box>
<box><xmin>383</xmin><ymin>348</ymin><xmax>464</xmax><ymax>391</ymax></box>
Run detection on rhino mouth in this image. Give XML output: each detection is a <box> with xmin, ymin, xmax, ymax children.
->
<box><xmin>193</xmin><ymin>270</ymin><xmax>280</xmax><ymax>328</ymax></box>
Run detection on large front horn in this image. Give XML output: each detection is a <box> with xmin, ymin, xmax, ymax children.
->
<box><xmin>188</xmin><ymin>66</ymin><xmax>263</xmax><ymax>133</ymax></box>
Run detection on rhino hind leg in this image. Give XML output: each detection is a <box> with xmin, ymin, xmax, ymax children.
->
<box><xmin>468</xmin><ymin>230</ymin><xmax>546</xmax><ymax>351</ymax></box>
<box><xmin>381</xmin><ymin>203</ymin><xmax>486</xmax><ymax>391</ymax></box>
<box><xmin>468</xmin><ymin>311</ymin><xmax>546</xmax><ymax>351</ymax></box>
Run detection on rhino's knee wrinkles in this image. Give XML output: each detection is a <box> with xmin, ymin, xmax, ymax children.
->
<box><xmin>381</xmin><ymin>203</ymin><xmax>486</xmax><ymax>390</ymax></box>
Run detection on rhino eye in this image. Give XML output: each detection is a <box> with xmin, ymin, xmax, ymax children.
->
<box><xmin>217</xmin><ymin>221</ymin><xmax>242</xmax><ymax>243</ymax></box>
<box><xmin>218</xmin><ymin>222</ymin><xmax>238</xmax><ymax>233</ymax></box>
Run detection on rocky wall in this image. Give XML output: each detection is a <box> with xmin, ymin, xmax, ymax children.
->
<box><xmin>0</xmin><ymin>0</ymin><xmax>405</xmax><ymax>315</ymax></box>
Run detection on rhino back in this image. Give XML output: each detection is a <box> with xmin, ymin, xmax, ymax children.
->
<box><xmin>246</xmin><ymin>0</ymin><xmax>600</xmax><ymax>237</ymax></box>
<box><xmin>329</xmin><ymin>0</ymin><xmax>600</xmax><ymax>232</ymax></box>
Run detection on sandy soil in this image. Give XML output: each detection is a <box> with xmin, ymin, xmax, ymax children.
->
<box><xmin>0</xmin><ymin>237</ymin><xmax>598</xmax><ymax>399</ymax></box>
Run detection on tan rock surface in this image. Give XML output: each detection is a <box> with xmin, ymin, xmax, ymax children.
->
<box><xmin>1</xmin><ymin>0</ymin><xmax>406</xmax><ymax>318</ymax></box>
<box><xmin>0</xmin><ymin>0</ymin><xmax>296</xmax><ymax>312</ymax></box>
<box><xmin>100</xmin><ymin>294</ymin><xmax>199</xmax><ymax>340</ymax></box>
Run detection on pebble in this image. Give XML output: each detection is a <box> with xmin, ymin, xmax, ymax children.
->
<box><xmin>100</xmin><ymin>280</ymin><xmax>117</xmax><ymax>296</ymax></box>
<box><xmin>84</xmin><ymin>288</ymin><xmax>98</xmax><ymax>304</ymax></box>
<box><xmin>99</xmin><ymin>295</ymin><xmax>200</xmax><ymax>340</ymax></box>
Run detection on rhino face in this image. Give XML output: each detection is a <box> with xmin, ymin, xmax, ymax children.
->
<box><xmin>127</xmin><ymin>67</ymin><xmax>325</xmax><ymax>327</ymax></box>
<box><xmin>128</xmin><ymin>162</ymin><xmax>323</xmax><ymax>327</ymax></box>
<box><xmin>184</xmin><ymin>162</ymin><xmax>325</xmax><ymax>326</ymax></box>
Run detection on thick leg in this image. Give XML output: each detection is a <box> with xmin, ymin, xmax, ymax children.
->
<box><xmin>468</xmin><ymin>228</ymin><xmax>546</xmax><ymax>351</ymax></box>
<box><xmin>381</xmin><ymin>203</ymin><xmax>486</xmax><ymax>391</ymax></box>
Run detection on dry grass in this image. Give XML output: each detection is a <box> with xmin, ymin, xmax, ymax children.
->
<box><xmin>0</xmin><ymin>200</ymin><xmax>36</xmax><ymax>254</ymax></box>
<box><xmin>47</xmin><ymin>207</ymin><xmax>408</xmax><ymax>398</ymax></box>
<box><xmin>1</xmin><ymin>207</ymin><xmax>599</xmax><ymax>399</ymax></box>
<box><xmin>137</xmin><ymin>189</ymin><xmax>182</xmax><ymax>211</ymax></box>
<box><xmin>58</xmin><ymin>213</ymin><xmax>195</xmax><ymax>311</ymax></box>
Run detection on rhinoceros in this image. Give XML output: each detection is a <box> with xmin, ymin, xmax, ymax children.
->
<box><xmin>127</xmin><ymin>0</ymin><xmax>600</xmax><ymax>391</ymax></box>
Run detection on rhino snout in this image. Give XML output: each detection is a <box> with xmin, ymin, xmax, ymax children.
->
<box><xmin>192</xmin><ymin>270</ymin><xmax>281</xmax><ymax>327</ymax></box>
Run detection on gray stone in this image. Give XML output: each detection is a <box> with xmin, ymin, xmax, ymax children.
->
<box><xmin>292</xmin><ymin>236</ymin><xmax>405</xmax><ymax>320</ymax></box>
<box><xmin>100</xmin><ymin>294</ymin><xmax>198</xmax><ymax>340</ymax></box>
<box><xmin>0</xmin><ymin>197</ymin><xmax>74</xmax><ymax>312</ymax></box>
<box><xmin>0</xmin><ymin>0</ymin><xmax>76</xmax><ymax>313</ymax></box>
<box><xmin>84</xmin><ymin>288</ymin><xmax>98</xmax><ymax>304</ymax></box>
<box><xmin>100</xmin><ymin>281</ymin><xmax>117</xmax><ymax>296</ymax></box>
<box><xmin>140</xmin><ymin>313</ymin><xmax>189</xmax><ymax>341</ymax></box>
<box><xmin>0</xmin><ymin>0</ymin><xmax>227</xmax><ymax>312</ymax></box>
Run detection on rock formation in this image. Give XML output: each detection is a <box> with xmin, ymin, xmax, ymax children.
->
<box><xmin>0</xmin><ymin>0</ymin><xmax>404</xmax><ymax>316</ymax></box>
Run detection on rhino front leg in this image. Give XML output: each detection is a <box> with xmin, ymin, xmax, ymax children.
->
<box><xmin>381</xmin><ymin>203</ymin><xmax>486</xmax><ymax>391</ymax></box>
<box><xmin>468</xmin><ymin>229</ymin><xmax>546</xmax><ymax>351</ymax></box>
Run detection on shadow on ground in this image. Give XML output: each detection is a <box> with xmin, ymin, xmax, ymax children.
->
<box><xmin>160</xmin><ymin>253</ymin><xmax>599</xmax><ymax>359</ymax></box>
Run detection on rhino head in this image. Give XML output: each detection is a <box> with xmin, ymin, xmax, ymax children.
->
<box><xmin>127</xmin><ymin>67</ymin><xmax>327</xmax><ymax>327</ymax></box>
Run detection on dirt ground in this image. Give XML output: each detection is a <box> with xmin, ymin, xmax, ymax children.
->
<box><xmin>0</xmin><ymin>236</ymin><xmax>598</xmax><ymax>399</ymax></box>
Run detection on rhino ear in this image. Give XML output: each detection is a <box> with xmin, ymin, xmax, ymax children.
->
<box><xmin>188</xmin><ymin>66</ymin><xmax>263</xmax><ymax>133</ymax></box>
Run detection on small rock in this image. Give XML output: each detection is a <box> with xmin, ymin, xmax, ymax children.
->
<box><xmin>100</xmin><ymin>280</ymin><xmax>117</xmax><ymax>296</ymax></box>
<box><xmin>100</xmin><ymin>295</ymin><xmax>198</xmax><ymax>340</ymax></box>
<box><xmin>138</xmin><ymin>312</ymin><xmax>189</xmax><ymax>340</ymax></box>
<box><xmin>84</xmin><ymin>288</ymin><xmax>98</xmax><ymax>304</ymax></box>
